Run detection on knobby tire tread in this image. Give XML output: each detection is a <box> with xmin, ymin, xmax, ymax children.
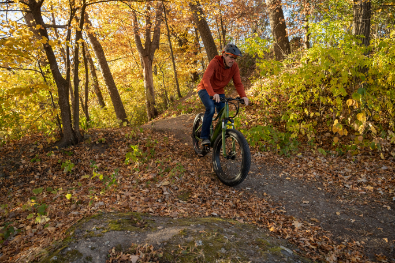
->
<box><xmin>212</xmin><ymin>129</ymin><xmax>251</xmax><ymax>186</ymax></box>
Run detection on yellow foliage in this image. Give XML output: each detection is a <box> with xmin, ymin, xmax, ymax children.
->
<box><xmin>40</xmin><ymin>37</ymin><xmax>48</xmax><ymax>44</ymax></box>
<box><xmin>356</xmin><ymin>113</ymin><xmax>366</xmax><ymax>123</ymax></box>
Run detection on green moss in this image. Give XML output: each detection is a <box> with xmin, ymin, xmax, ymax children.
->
<box><xmin>42</xmin><ymin>249</ymin><xmax>83</xmax><ymax>263</ymax></box>
<box><xmin>256</xmin><ymin>238</ymin><xmax>271</xmax><ymax>249</ymax></box>
<box><xmin>171</xmin><ymin>216</ymin><xmax>238</xmax><ymax>227</ymax></box>
<box><xmin>84</xmin><ymin>230</ymin><xmax>103</xmax><ymax>238</ymax></box>
<box><xmin>108</xmin><ymin>219</ymin><xmax>141</xmax><ymax>232</ymax></box>
<box><xmin>267</xmin><ymin>246</ymin><xmax>283</xmax><ymax>255</ymax></box>
<box><xmin>107</xmin><ymin>213</ymin><xmax>154</xmax><ymax>232</ymax></box>
<box><xmin>85</xmin><ymin>255</ymin><xmax>93</xmax><ymax>262</ymax></box>
<box><xmin>162</xmin><ymin>228</ymin><xmax>247</xmax><ymax>263</ymax></box>
<box><xmin>179</xmin><ymin>229</ymin><xmax>187</xmax><ymax>236</ymax></box>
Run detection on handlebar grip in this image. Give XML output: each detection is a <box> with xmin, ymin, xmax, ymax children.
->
<box><xmin>210</xmin><ymin>96</ymin><xmax>224</xmax><ymax>102</ymax></box>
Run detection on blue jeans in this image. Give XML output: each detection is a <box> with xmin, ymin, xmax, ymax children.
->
<box><xmin>198</xmin><ymin>90</ymin><xmax>225</xmax><ymax>139</ymax></box>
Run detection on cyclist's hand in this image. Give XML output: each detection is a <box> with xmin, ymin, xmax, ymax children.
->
<box><xmin>241</xmin><ymin>97</ymin><xmax>249</xmax><ymax>106</ymax></box>
<box><xmin>212</xmin><ymin>94</ymin><xmax>221</xmax><ymax>103</ymax></box>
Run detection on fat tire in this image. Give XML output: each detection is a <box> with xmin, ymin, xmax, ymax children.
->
<box><xmin>192</xmin><ymin>113</ymin><xmax>209</xmax><ymax>157</ymax></box>
<box><xmin>212</xmin><ymin>129</ymin><xmax>251</xmax><ymax>186</ymax></box>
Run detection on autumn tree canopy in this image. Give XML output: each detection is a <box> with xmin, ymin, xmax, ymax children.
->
<box><xmin>0</xmin><ymin>0</ymin><xmax>394</xmax><ymax>149</ymax></box>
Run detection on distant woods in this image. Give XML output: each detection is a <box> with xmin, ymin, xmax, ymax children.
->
<box><xmin>0</xmin><ymin>0</ymin><xmax>394</xmax><ymax>148</ymax></box>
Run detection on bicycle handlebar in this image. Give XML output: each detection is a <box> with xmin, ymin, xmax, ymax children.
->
<box><xmin>209</xmin><ymin>96</ymin><xmax>245</xmax><ymax>104</ymax></box>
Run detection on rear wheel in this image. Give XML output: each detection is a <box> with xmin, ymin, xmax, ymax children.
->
<box><xmin>192</xmin><ymin>113</ymin><xmax>209</xmax><ymax>157</ymax></box>
<box><xmin>212</xmin><ymin>129</ymin><xmax>250</xmax><ymax>186</ymax></box>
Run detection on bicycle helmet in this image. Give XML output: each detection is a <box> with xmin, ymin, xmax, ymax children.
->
<box><xmin>223</xmin><ymin>44</ymin><xmax>242</xmax><ymax>57</ymax></box>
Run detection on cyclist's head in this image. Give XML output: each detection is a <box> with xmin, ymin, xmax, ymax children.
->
<box><xmin>223</xmin><ymin>44</ymin><xmax>242</xmax><ymax>57</ymax></box>
<box><xmin>222</xmin><ymin>44</ymin><xmax>242</xmax><ymax>68</ymax></box>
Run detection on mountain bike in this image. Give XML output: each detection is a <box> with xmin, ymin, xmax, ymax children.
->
<box><xmin>191</xmin><ymin>97</ymin><xmax>251</xmax><ymax>186</ymax></box>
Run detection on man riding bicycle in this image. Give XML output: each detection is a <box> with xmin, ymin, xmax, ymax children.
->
<box><xmin>197</xmin><ymin>44</ymin><xmax>249</xmax><ymax>146</ymax></box>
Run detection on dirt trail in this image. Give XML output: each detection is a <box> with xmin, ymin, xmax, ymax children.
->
<box><xmin>142</xmin><ymin>114</ymin><xmax>395</xmax><ymax>261</ymax></box>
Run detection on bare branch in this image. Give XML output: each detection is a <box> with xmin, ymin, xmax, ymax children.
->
<box><xmin>0</xmin><ymin>10</ymin><xmax>28</xmax><ymax>12</ymax></box>
<box><xmin>86</xmin><ymin>0</ymin><xmax>146</xmax><ymax>7</ymax></box>
<box><xmin>131</xmin><ymin>10</ymin><xmax>145</xmax><ymax>55</ymax></box>
<box><xmin>0</xmin><ymin>66</ymin><xmax>41</xmax><ymax>73</ymax></box>
<box><xmin>108</xmin><ymin>56</ymin><xmax>126</xmax><ymax>63</ymax></box>
<box><xmin>44</xmin><ymin>24</ymin><xmax>67</xmax><ymax>28</ymax></box>
<box><xmin>151</xmin><ymin>2</ymin><xmax>163</xmax><ymax>60</ymax></box>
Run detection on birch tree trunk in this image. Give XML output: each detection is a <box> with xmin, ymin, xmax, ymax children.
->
<box><xmin>85</xmin><ymin>12</ymin><xmax>128</xmax><ymax>124</ymax></box>
<box><xmin>189</xmin><ymin>1</ymin><xmax>218</xmax><ymax>61</ymax></box>
<box><xmin>131</xmin><ymin>3</ymin><xmax>163</xmax><ymax>120</ymax></box>
<box><xmin>265</xmin><ymin>0</ymin><xmax>291</xmax><ymax>60</ymax></box>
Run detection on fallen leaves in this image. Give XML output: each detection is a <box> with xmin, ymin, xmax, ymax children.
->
<box><xmin>107</xmin><ymin>243</ymin><xmax>162</xmax><ymax>263</ymax></box>
<box><xmin>292</xmin><ymin>220</ymin><xmax>302</xmax><ymax>230</ymax></box>
<box><xmin>0</xmin><ymin>127</ymin><xmax>390</xmax><ymax>262</ymax></box>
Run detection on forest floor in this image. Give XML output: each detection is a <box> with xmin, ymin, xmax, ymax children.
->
<box><xmin>143</xmin><ymin>113</ymin><xmax>395</xmax><ymax>262</ymax></box>
<box><xmin>0</xmin><ymin>101</ymin><xmax>394</xmax><ymax>262</ymax></box>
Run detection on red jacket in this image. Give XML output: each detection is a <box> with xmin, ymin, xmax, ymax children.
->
<box><xmin>197</xmin><ymin>55</ymin><xmax>246</xmax><ymax>98</ymax></box>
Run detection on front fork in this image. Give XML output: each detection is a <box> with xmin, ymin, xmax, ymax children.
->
<box><xmin>221</xmin><ymin>118</ymin><xmax>235</xmax><ymax>157</ymax></box>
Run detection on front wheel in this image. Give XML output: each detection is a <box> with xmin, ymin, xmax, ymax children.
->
<box><xmin>212</xmin><ymin>129</ymin><xmax>251</xmax><ymax>186</ymax></box>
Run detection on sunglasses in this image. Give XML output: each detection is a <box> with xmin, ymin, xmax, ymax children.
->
<box><xmin>225</xmin><ymin>53</ymin><xmax>237</xmax><ymax>60</ymax></box>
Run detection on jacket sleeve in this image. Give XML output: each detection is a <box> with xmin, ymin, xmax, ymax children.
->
<box><xmin>233</xmin><ymin>64</ymin><xmax>247</xmax><ymax>98</ymax></box>
<box><xmin>201</xmin><ymin>59</ymin><xmax>217</xmax><ymax>96</ymax></box>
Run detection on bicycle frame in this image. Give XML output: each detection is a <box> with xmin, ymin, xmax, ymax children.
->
<box><xmin>192</xmin><ymin>100</ymin><xmax>236</xmax><ymax>157</ymax></box>
<box><xmin>212</xmin><ymin>102</ymin><xmax>236</xmax><ymax>156</ymax></box>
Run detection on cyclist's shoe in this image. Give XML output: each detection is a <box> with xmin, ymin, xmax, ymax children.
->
<box><xmin>201</xmin><ymin>139</ymin><xmax>210</xmax><ymax>146</ymax></box>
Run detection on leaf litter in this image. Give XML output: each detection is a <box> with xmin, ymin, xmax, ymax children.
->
<box><xmin>0</xmin><ymin>125</ymin><xmax>393</xmax><ymax>262</ymax></box>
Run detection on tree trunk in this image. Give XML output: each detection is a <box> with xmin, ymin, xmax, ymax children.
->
<box><xmin>353</xmin><ymin>0</ymin><xmax>371</xmax><ymax>47</ymax></box>
<box><xmin>82</xmin><ymin>42</ymin><xmax>90</xmax><ymax>122</ymax></box>
<box><xmin>265</xmin><ymin>0</ymin><xmax>291</xmax><ymax>60</ymax></box>
<box><xmin>26</xmin><ymin>0</ymin><xmax>78</xmax><ymax>147</ymax></box>
<box><xmin>216</xmin><ymin>17</ymin><xmax>223</xmax><ymax>49</ymax></box>
<box><xmin>72</xmin><ymin>8</ymin><xmax>86</xmax><ymax>141</ymax></box>
<box><xmin>218</xmin><ymin>0</ymin><xmax>226</xmax><ymax>46</ymax></box>
<box><xmin>189</xmin><ymin>1</ymin><xmax>218</xmax><ymax>61</ymax></box>
<box><xmin>86</xmin><ymin>47</ymin><xmax>106</xmax><ymax>108</ymax></box>
<box><xmin>131</xmin><ymin>2</ymin><xmax>163</xmax><ymax>121</ymax></box>
<box><xmin>85</xmin><ymin>12</ymin><xmax>128</xmax><ymax>124</ymax></box>
<box><xmin>142</xmin><ymin>56</ymin><xmax>158</xmax><ymax>120</ymax></box>
<box><xmin>303</xmin><ymin>0</ymin><xmax>310</xmax><ymax>49</ymax></box>
<box><xmin>194</xmin><ymin>27</ymin><xmax>205</xmax><ymax>70</ymax></box>
<box><xmin>159</xmin><ymin>66</ymin><xmax>169</xmax><ymax>108</ymax></box>
<box><xmin>163</xmin><ymin>2</ymin><xmax>182</xmax><ymax>99</ymax></box>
